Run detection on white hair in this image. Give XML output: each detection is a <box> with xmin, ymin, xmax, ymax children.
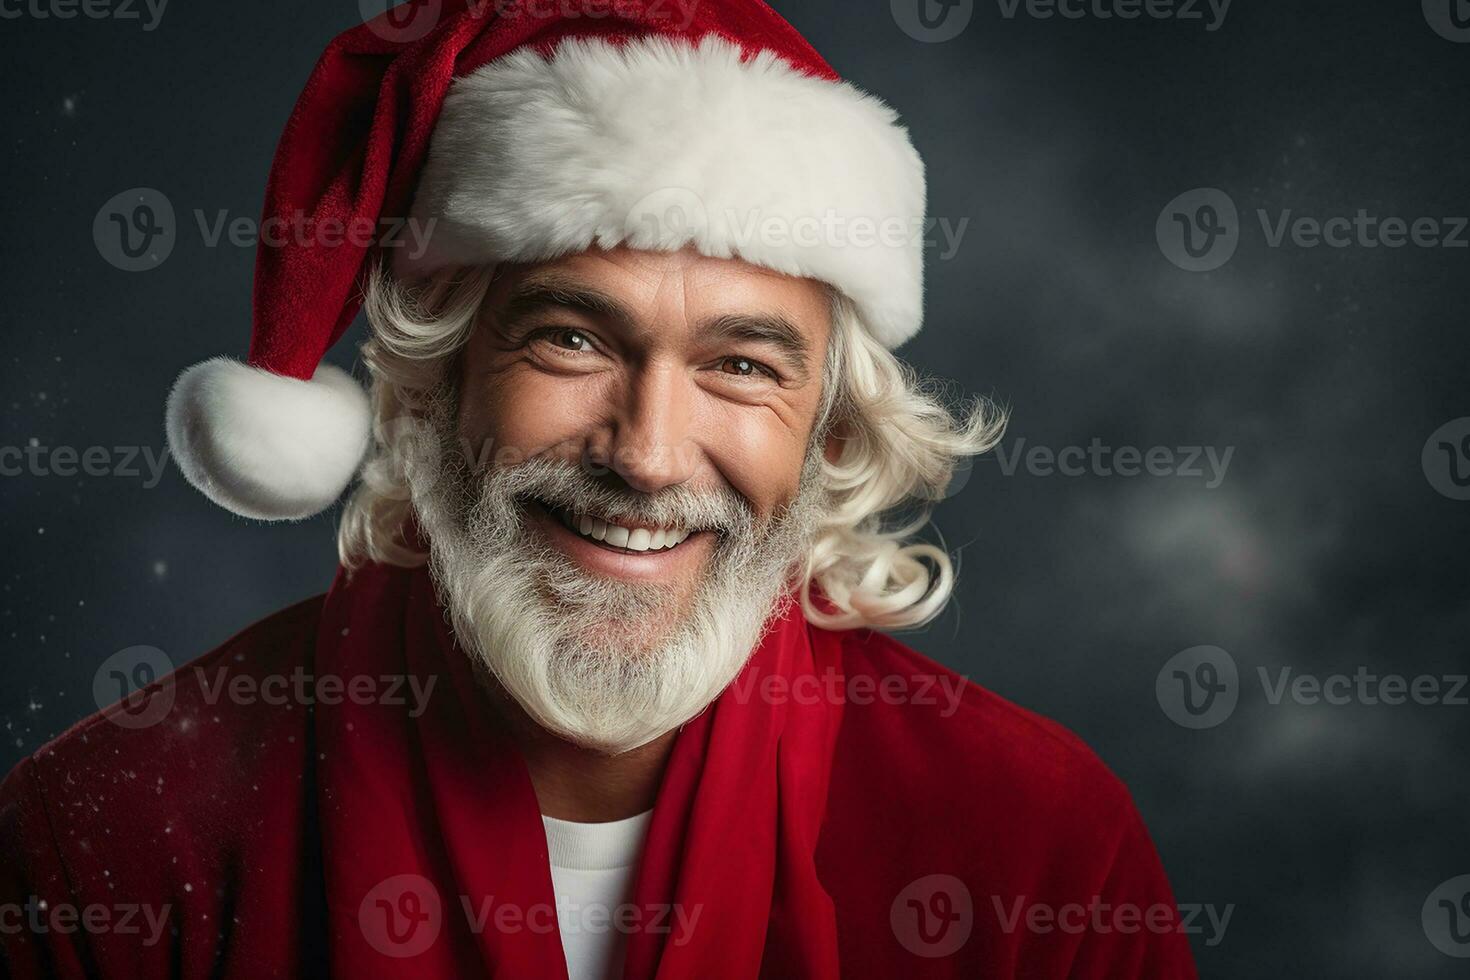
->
<box><xmin>339</xmin><ymin>263</ymin><xmax>1005</xmax><ymax>632</ymax></box>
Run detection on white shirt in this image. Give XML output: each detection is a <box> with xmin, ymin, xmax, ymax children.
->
<box><xmin>541</xmin><ymin>810</ymin><xmax>652</xmax><ymax>980</ymax></box>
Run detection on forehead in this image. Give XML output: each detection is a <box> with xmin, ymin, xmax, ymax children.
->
<box><xmin>488</xmin><ymin>246</ymin><xmax>833</xmax><ymax>338</ymax></box>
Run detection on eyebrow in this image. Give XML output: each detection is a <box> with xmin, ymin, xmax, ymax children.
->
<box><xmin>698</xmin><ymin>313</ymin><xmax>812</xmax><ymax>382</ymax></box>
<box><xmin>501</xmin><ymin>276</ymin><xmax>638</xmax><ymax>332</ymax></box>
<box><xmin>499</xmin><ymin>274</ymin><xmax>815</xmax><ymax>382</ymax></box>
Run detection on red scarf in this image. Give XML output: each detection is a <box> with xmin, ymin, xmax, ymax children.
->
<box><xmin>313</xmin><ymin>562</ymin><xmax>846</xmax><ymax>977</ymax></box>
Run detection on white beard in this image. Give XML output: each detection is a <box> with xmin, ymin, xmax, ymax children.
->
<box><xmin>403</xmin><ymin>391</ymin><xmax>830</xmax><ymax>755</ymax></box>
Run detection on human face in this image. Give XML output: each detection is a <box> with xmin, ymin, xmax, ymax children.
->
<box><xmin>457</xmin><ymin>246</ymin><xmax>834</xmax><ymax>614</ymax></box>
<box><xmin>404</xmin><ymin>246</ymin><xmax>836</xmax><ymax>752</ymax></box>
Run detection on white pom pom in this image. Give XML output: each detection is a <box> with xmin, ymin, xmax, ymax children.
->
<box><xmin>165</xmin><ymin>358</ymin><xmax>371</xmax><ymax>521</ymax></box>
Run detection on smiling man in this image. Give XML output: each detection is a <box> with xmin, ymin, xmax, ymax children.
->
<box><xmin>0</xmin><ymin>2</ymin><xmax>1197</xmax><ymax>978</ymax></box>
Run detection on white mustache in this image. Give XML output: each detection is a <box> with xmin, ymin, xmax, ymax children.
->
<box><xmin>483</xmin><ymin>456</ymin><xmax>757</xmax><ymax>540</ymax></box>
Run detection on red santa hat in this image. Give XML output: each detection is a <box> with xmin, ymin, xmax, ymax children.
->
<box><xmin>166</xmin><ymin>0</ymin><xmax>926</xmax><ymax>521</ymax></box>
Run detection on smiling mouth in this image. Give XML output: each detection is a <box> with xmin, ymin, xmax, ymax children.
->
<box><xmin>529</xmin><ymin>498</ymin><xmax>696</xmax><ymax>554</ymax></box>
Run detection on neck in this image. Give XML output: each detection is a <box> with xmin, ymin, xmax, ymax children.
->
<box><xmin>519</xmin><ymin>725</ymin><xmax>677</xmax><ymax>823</ymax></box>
<box><xmin>489</xmin><ymin>684</ymin><xmax>677</xmax><ymax>822</ymax></box>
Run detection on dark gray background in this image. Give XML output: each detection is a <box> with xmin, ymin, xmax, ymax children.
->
<box><xmin>3</xmin><ymin>1</ymin><xmax>1469</xmax><ymax>976</ymax></box>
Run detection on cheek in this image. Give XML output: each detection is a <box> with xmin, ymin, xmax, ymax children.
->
<box><xmin>459</xmin><ymin>365</ymin><xmax>609</xmax><ymax>466</ymax></box>
<box><xmin>699</xmin><ymin>406</ymin><xmax>810</xmax><ymax>519</ymax></box>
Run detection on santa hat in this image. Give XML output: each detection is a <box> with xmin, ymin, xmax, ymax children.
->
<box><xmin>166</xmin><ymin>0</ymin><xmax>926</xmax><ymax>521</ymax></box>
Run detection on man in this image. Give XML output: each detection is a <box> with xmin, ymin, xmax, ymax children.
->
<box><xmin>0</xmin><ymin>1</ymin><xmax>1198</xmax><ymax>977</ymax></box>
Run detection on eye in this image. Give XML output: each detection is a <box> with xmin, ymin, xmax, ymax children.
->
<box><xmin>718</xmin><ymin>356</ymin><xmax>777</xmax><ymax>380</ymax></box>
<box><xmin>542</xmin><ymin>328</ymin><xmax>592</xmax><ymax>353</ymax></box>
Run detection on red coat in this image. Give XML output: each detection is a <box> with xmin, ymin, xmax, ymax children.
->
<box><xmin>0</xmin><ymin>564</ymin><xmax>1197</xmax><ymax>978</ymax></box>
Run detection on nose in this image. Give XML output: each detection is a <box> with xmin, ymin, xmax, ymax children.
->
<box><xmin>588</xmin><ymin>363</ymin><xmax>698</xmax><ymax>494</ymax></box>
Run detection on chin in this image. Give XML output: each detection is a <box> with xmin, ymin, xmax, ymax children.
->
<box><xmin>573</xmin><ymin>619</ymin><xmax>677</xmax><ymax>659</ymax></box>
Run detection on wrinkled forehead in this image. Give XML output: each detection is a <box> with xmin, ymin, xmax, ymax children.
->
<box><xmin>479</xmin><ymin>246</ymin><xmax>836</xmax><ymax>353</ymax></box>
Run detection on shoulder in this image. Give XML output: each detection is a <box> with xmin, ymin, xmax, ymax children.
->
<box><xmin>828</xmin><ymin>625</ymin><xmax>1133</xmax><ymax>817</ymax></box>
<box><xmin>818</xmin><ymin>627</ymin><xmax>1196</xmax><ymax>978</ymax></box>
<box><xmin>834</xmin><ymin>628</ymin><xmax>1128</xmax><ymax>805</ymax></box>
<box><xmin>0</xmin><ymin>595</ymin><xmax>325</xmax><ymax>852</ymax></box>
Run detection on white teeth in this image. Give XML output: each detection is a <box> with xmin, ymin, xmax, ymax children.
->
<box><xmin>552</xmin><ymin>505</ymin><xmax>690</xmax><ymax>552</ymax></box>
